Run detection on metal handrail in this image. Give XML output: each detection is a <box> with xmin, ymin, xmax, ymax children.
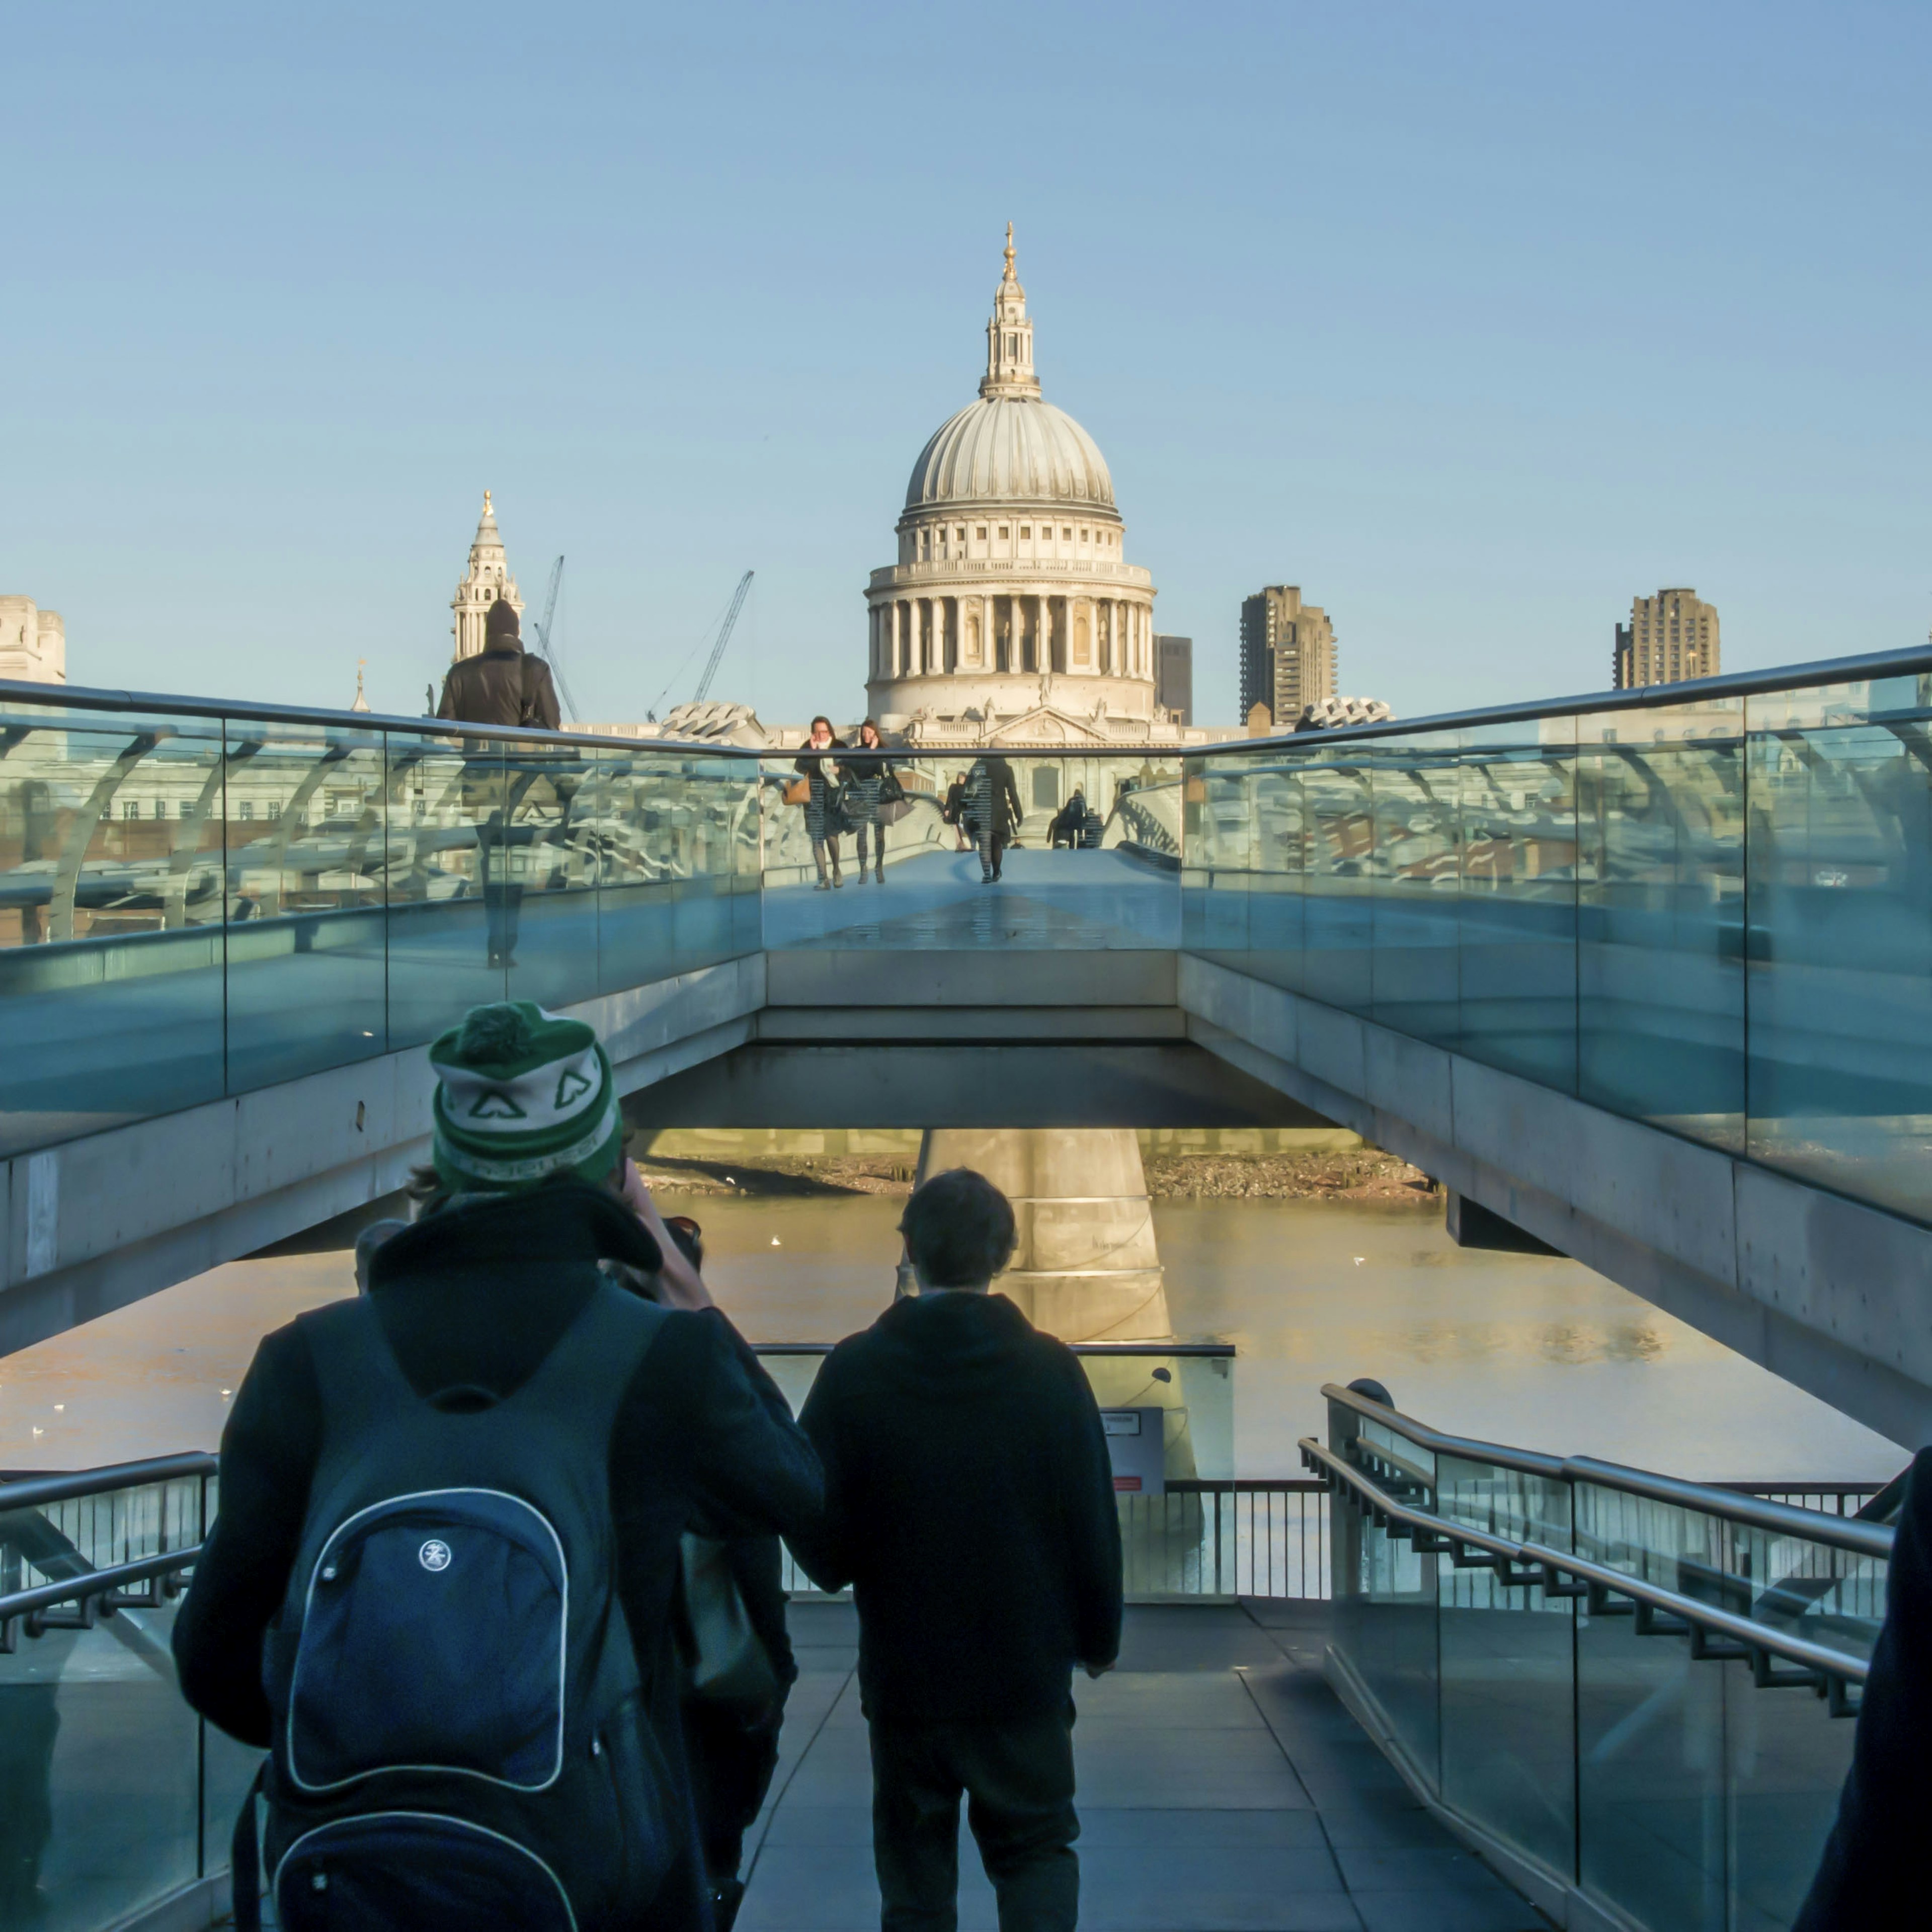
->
<box><xmin>1300</xmin><ymin>1438</ymin><xmax>1872</xmax><ymax>1689</ymax></box>
<box><xmin>1321</xmin><ymin>1383</ymin><xmax>1566</xmax><ymax>1480</ymax></box>
<box><xmin>0</xmin><ymin>1546</ymin><xmax>201</xmax><ymax>1626</ymax></box>
<box><xmin>1321</xmin><ymin>1384</ymin><xmax>1896</xmax><ymax>1558</ymax></box>
<box><xmin>15</xmin><ymin>639</ymin><xmax>1931</xmax><ymax>765</ymax></box>
<box><xmin>1217</xmin><ymin>642</ymin><xmax>1932</xmax><ymax>756</ymax></box>
<box><xmin>0</xmin><ymin>1452</ymin><xmax>218</xmax><ymax>1514</ymax></box>
<box><xmin>753</xmin><ymin>1341</ymin><xmax>1237</xmax><ymax>1357</ymax></box>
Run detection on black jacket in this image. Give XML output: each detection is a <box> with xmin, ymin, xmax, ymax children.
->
<box><xmin>438</xmin><ymin>642</ymin><xmax>561</xmax><ymax>731</ymax></box>
<box><xmin>173</xmin><ymin>1184</ymin><xmax>822</xmax><ymax>1753</ymax></box>
<box><xmin>964</xmin><ymin>757</ymin><xmax>1024</xmax><ymax>842</ymax></box>
<box><xmin>1794</xmin><ymin>1447</ymin><xmax>1932</xmax><ymax>1928</ymax></box>
<box><xmin>791</xmin><ymin>1290</ymin><xmax>1122</xmax><ymax>1721</ymax></box>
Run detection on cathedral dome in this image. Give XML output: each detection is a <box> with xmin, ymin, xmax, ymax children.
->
<box><xmin>905</xmin><ymin>396</ymin><xmax>1115</xmax><ymax>515</ymax></box>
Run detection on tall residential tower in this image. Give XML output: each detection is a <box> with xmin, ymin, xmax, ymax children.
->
<box><xmin>1239</xmin><ymin>586</ymin><xmax>1335</xmax><ymax>727</ymax></box>
<box><xmin>1615</xmin><ymin>588</ymin><xmax>1719</xmax><ymax>689</ymax></box>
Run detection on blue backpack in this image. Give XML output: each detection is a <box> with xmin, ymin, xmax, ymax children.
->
<box><xmin>236</xmin><ymin>1279</ymin><xmax>676</xmax><ymax>1929</ymax></box>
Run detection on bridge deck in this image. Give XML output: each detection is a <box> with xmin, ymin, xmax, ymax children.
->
<box><xmin>740</xmin><ymin>1602</ymin><xmax>1545</xmax><ymax>1932</ymax></box>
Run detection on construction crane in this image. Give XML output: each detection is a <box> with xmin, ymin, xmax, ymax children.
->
<box><xmin>527</xmin><ymin>555</ymin><xmax>582</xmax><ymax>720</ymax></box>
<box><xmin>692</xmin><ymin>571</ymin><xmax>754</xmax><ymax>705</ymax></box>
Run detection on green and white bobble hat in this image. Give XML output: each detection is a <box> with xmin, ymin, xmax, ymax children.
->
<box><xmin>430</xmin><ymin>1001</ymin><xmax>622</xmax><ymax>1193</ymax></box>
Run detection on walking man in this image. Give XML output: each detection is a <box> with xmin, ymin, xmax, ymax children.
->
<box><xmin>964</xmin><ymin>755</ymin><xmax>1024</xmax><ymax>883</ymax></box>
<box><xmin>792</xmin><ymin>1168</ymin><xmax>1123</xmax><ymax>1931</ymax></box>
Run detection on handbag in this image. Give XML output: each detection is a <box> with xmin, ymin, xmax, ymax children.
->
<box><xmin>781</xmin><ymin>777</ymin><xmax>810</xmax><ymax>807</ymax></box>
<box><xmin>875</xmin><ymin>798</ymin><xmax>914</xmax><ymax>826</ymax></box>
<box><xmin>676</xmin><ymin>1533</ymin><xmax>780</xmax><ymax>1720</ymax></box>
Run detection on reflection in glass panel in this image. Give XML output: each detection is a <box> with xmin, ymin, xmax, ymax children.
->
<box><xmin>386</xmin><ymin>732</ymin><xmax>509</xmax><ymax>1046</ymax></box>
<box><xmin>0</xmin><ymin>710</ymin><xmax>227</xmax><ymax>1154</ymax></box>
<box><xmin>1577</xmin><ymin>708</ymin><xmax>1744</xmax><ymax>1148</ymax></box>
<box><xmin>758</xmin><ymin>751</ymin><xmax>1180</xmax><ymax>951</ymax></box>
<box><xmin>597</xmin><ymin>750</ymin><xmax>761</xmax><ymax>992</ymax></box>
<box><xmin>1370</xmin><ymin>735</ymin><xmax>1463</xmax><ymax>1049</ymax></box>
<box><xmin>223</xmin><ymin>722</ymin><xmax>388</xmax><ymax>1090</ymax></box>
<box><xmin>1457</xmin><ymin>727</ymin><xmax>1578</xmax><ymax>1088</ymax></box>
<box><xmin>1301</xmin><ymin>754</ymin><xmax>1375</xmax><ymax>1012</ymax></box>
<box><xmin>1744</xmin><ymin>714</ymin><xmax>1932</xmax><ymax>1220</ymax></box>
<box><xmin>497</xmin><ymin>740</ymin><xmax>600</xmax><ymax>1012</ymax></box>
<box><xmin>1577</xmin><ymin>1607</ymin><xmax>1726</xmax><ymax>1932</ymax></box>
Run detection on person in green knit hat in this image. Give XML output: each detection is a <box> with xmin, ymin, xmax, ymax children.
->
<box><xmin>174</xmin><ymin>1001</ymin><xmax>823</xmax><ymax>1932</ymax></box>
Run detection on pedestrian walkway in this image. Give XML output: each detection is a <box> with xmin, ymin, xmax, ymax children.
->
<box><xmin>738</xmin><ymin>1601</ymin><xmax>1548</xmax><ymax>1932</ymax></box>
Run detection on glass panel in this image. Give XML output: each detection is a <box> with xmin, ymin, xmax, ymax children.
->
<box><xmin>1722</xmin><ymin>1658</ymin><xmax>1852</xmax><ymax>1932</ymax></box>
<box><xmin>386</xmin><ymin>732</ymin><xmax>509</xmax><ymax>1044</ymax></box>
<box><xmin>1577</xmin><ymin>704</ymin><xmax>1745</xmax><ymax>1149</ymax></box>
<box><xmin>1434</xmin><ymin>1454</ymin><xmax>1576</xmax><ymax>1877</ymax></box>
<box><xmin>596</xmin><ymin>749</ymin><xmax>762</xmax><ymax>992</ymax></box>
<box><xmin>1370</xmin><ymin>734</ymin><xmax>1463</xmax><ymax>1050</ymax></box>
<box><xmin>498</xmin><ymin>738</ymin><xmax>600</xmax><ymax>1011</ymax></box>
<box><xmin>1456</xmin><ymin>721</ymin><xmax>1579</xmax><ymax>1087</ymax></box>
<box><xmin>1326</xmin><ymin>1395</ymin><xmax>1440</xmax><ymax>1791</ymax></box>
<box><xmin>0</xmin><ymin>708</ymin><xmax>227</xmax><ymax>1155</ymax></box>
<box><xmin>223</xmin><ymin>720</ymin><xmax>388</xmax><ymax>1089</ymax></box>
<box><xmin>0</xmin><ymin>1477</ymin><xmax>207</xmax><ymax>1928</ymax></box>
<box><xmin>758</xmin><ymin>751</ymin><xmax>1180</xmax><ymax>950</ymax></box>
<box><xmin>1744</xmin><ymin>710</ymin><xmax>1932</xmax><ymax>1220</ymax></box>
<box><xmin>1577</xmin><ymin>1595</ymin><xmax>1727</xmax><ymax>1931</ymax></box>
<box><xmin>1299</xmin><ymin>752</ymin><xmax>1375</xmax><ymax>1012</ymax></box>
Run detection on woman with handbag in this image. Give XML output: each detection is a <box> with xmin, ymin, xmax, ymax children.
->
<box><xmin>792</xmin><ymin>715</ymin><xmax>846</xmax><ymax>890</ymax></box>
<box><xmin>838</xmin><ymin>718</ymin><xmax>902</xmax><ymax>884</ymax></box>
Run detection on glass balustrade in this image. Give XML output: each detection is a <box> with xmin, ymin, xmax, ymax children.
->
<box><xmin>7</xmin><ymin>657</ymin><xmax>1932</xmax><ymax>1224</ymax></box>
<box><xmin>0</xmin><ymin>697</ymin><xmax>762</xmax><ymax>1157</ymax></box>
<box><xmin>1321</xmin><ymin>1389</ymin><xmax>1887</xmax><ymax>1932</ymax></box>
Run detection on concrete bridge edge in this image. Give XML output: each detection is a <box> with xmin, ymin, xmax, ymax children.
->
<box><xmin>1178</xmin><ymin>952</ymin><xmax>1932</xmax><ymax>1452</ymax></box>
<box><xmin>0</xmin><ymin>955</ymin><xmax>765</xmax><ymax>1359</ymax></box>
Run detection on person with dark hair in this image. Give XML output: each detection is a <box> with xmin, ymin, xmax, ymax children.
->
<box><xmin>436</xmin><ymin>596</ymin><xmax>561</xmax><ymax>732</ymax></box>
<box><xmin>794</xmin><ymin>714</ymin><xmax>847</xmax><ymax>890</ymax></box>
<box><xmin>173</xmin><ymin>1002</ymin><xmax>821</xmax><ymax>1931</ymax></box>
<box><xmin>839</xmin><ymin>719</ymin><xmax>899</xmax><ymax>885</ymax></box>
<box><xmin>791</xmin><ymin>1167</ymin><xmax>1123</xmax><ymax>1932</ymax></box>
<box><xmin>1793</xmin><ymin>1447</ymin><xmax>1932</xmax><ymax>1929</ymax></box>
<box><xmin>963</xmin><ymin>754</ymin><xmax>1024</xmax><ymax>884</ymax></box>
<box><xmin>437</xmin><ymin>597</ymin><xmax>562</xmax><ymax>966</ymax></box>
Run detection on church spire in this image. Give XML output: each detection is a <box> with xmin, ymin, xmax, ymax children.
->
<box><xmin>981</xmin><ymin>223</ymin><xmax>1040</xmax><ymax>401</ymax></box>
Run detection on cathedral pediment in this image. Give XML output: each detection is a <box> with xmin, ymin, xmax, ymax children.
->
<box><xmin>987</xmin><ymin>704</ymin><xmax>1115</xmax><ymax>747</ymax></box>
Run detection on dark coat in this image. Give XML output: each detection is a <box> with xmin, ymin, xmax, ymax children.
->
<box><xmin>438</xmin><ymin>642</ymin><xmax>561</xmax><ymax>732</ymax></box>
<box><xmin>790</xmin><ymin>1290</ymin><xmax>1122</xmax><ymax>1722</ymax></box>
<box><xmin>1794</xmin><ymin>1447</ymin><xmax>1932</xmax><ymax>1928</ymax></box>
<box><xmin>793</xmin><ymin>738</ymin><xmax>846</xmax><ymax>842</ymax></box>
<box><xmin>964</xmin><ymin>756</ymin><xmax>1024</xmax><ymax>843</ymax></box>
<box><xmin>836</xmin><ymin>751</ymin><xmax>897</xmax><ymax>827</ymax></box>
<box><xmin>173</xmin><ymin>1184</ymin><xmax>822</xmax><ymax>1927</ymax></box>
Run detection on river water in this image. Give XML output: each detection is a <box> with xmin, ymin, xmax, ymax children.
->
<box><xmin>0</xmin><ymin>1193</ymin><xmax>1905</xmax><ymax>1482</ymax></box>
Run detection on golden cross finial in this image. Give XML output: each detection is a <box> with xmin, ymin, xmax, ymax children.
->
<box><xmin>1003</xmin><ymin>222</ymin><xmax>1015</xmax><ymax>277</ymax></box>
<box><xmin>482</xmin><ymin>490</ymin><xmax>493</xmax><ymax>515</ymax></box>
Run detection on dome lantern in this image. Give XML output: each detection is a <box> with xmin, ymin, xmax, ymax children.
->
<box><xmin>981</xmin><ymin>223</ymin><xmax>1040</xmax><ymax>402</ymax></box>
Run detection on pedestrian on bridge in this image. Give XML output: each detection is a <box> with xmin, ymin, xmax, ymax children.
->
<box><xmin>791</xmin><ymin>1166</ymin><xmax>1123</xmax><ymax>1932</ymax></box>
<box><xmin>839</xmin><ymin>718</ymin><xmax>900</xmax><ymax>885</ymax></box>
<box><xmin>964</xmin><ymin>754</ymin><xmax>1023</xmax><ymax>883</ymax></box>
<box><xmin>174</xmin><ymin>1000</ymin><xmax>822</xmax><ymax>1932</ymax></box>
<box><xmin>794</xmin><ymin>714</ymin><xmax>847</xmax><ymax>889</ymax></box>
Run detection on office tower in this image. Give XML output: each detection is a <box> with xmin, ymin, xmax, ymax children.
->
<box><xmin>1155</xmin><ymin>634</ymin><xmax>1193</xmax><ymax>724</ymax></box>
<box><xmin>1239</xmin><ymin>586</ymin><xmax>1336</xmax><ymax>726</ymax></box>
<box><xmin>1615</xmin><ymin>588</ymin><xmax>1720</xmax><ymax>689</ymax></box>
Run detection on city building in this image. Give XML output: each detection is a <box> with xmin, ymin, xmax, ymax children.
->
<box><xmin>1615</xmin><ymin>587</ymin><xmax>1720</xmax><ymax>689</ymax></box>
<box><xmin>862</xmin><ymin>228</ymin><xmax>1202</xmax><ymax>748</ymax></box>
<box><xmin>1155</xmin><ymin>634</ymin><xmax>1193</xmax><ymax>725</ymax></box>
<box><xmin>1239</xmin><ymin>586</ymin><xmax>1335</xmax><ymax>727</ymax></box>
<box><xmin>0</xmin><ymin>596</ymin><xmax>67</xmax><ymax>684</ymax></box>
<box><xmin>450</xmin><ymin>491</ymin><xmax>522</xmax><ymax>661</ymax></box>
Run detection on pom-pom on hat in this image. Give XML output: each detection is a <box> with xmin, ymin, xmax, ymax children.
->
<box><xmin>429</xmin><ymin>1001</ymin><xmax>621</xmax><ymax>1193</ymax></box>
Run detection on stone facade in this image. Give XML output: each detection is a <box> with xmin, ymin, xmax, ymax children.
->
<box><xmin>0</xmin><ymin>597</ymin><xmax>66</xmax><ymax>685</ymax></box>
<box><xmin>1239</xmin><ymin>586</ymin><xmax>1335</xmax><ymax>727</ymax></box>
<box><xmin>1615</xmin><ymin>587</ymin><xmax>1720</xmax><ymax>688</ymax></box>
<box><xmin>864</xmin><ymin>231</ymin><xmax>1200</xmax><ymax>750</ymax></box>
<box><xmin>450</xmin><ymin>491</ymin><xmax>523</xmax><ymax>661</ymax></box>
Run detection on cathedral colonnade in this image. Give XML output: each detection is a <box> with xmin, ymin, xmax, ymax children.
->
<box><xmin>868</xmin><ymin>594</ymin><xmax>1153</xmax><ymax>682</ymax></box>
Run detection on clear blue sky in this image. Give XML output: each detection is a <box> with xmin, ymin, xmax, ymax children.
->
<box><xmin>5</xmin><ymin>2</ymin><xmax>1927</xmax><ymax>728</ymax></box>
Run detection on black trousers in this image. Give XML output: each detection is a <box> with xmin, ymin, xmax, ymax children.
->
<box><xmin>869</xmin><ymin>1709</ymin><xmax>1078</xmax><ymax>1932</ymax></box>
